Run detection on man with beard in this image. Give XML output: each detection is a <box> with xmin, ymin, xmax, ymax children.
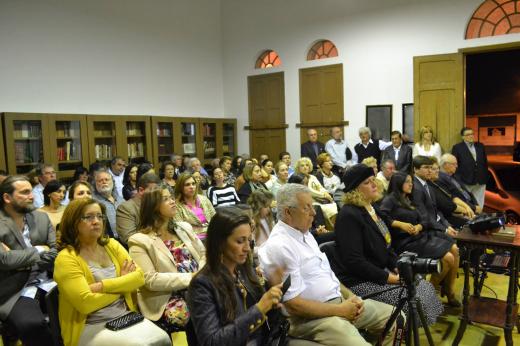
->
<box><xmin>92</xmin><ymin>169</ymin><xmax>124</xmax><ymax>239</ymax></box>
<box><xmin>0</xmin><ymin>175</ymin><xmax>56</xmax><ymax>346</ymax></box>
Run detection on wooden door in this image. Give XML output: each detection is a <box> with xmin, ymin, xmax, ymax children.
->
<box><xmin>247</xmin><ymin>72</ymin><xmax>286</xmax><ymax>160</ymax></box>
<box><xmin>414</xmin><ymin>53</ymin><xmax>464</xmax><ymax>152</ymax></box>
<box><xmin>299</xmin><ymin>64</ymin><xmax>344</xmax><ymax>144</ymax></box>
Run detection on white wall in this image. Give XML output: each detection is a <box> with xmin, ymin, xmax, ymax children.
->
<box><xmin>0</xmin><ymin>0</ymin><xmax>225</xmax><ymax>117</ymax></box>
<box><xmin>221</xmin><ymin>0</ymin><xmax>520</xmax><ymax>158</ymax></box>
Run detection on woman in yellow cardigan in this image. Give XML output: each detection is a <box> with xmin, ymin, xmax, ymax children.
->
<box><xmin>53</xmin><ymin>199</ymin><xmax>170</xmax><ymax>346</ymax></box>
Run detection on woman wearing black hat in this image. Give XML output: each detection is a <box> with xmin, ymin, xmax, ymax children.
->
<box><xmin>334</xmin><ymin>164</ymin><xmax>443</xmax><ymax>325</ymax></box>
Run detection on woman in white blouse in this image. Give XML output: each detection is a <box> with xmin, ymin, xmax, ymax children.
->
<box><xmin>413</xmin><ymin>125</ymin><xmax>442</xmax><ymax>161</ymax></box>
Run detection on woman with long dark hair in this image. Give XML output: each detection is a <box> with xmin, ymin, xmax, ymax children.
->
<box><xmin>380</xmin><ymin>171</ymin><xmax>460</xmax><ymax>306</ymax></box>
<box><xmin>187</xmin><ymin>207</ymin><xmax>282</xmax><ymax>346</ymax></box>
<box><xmin>122</xmin><ymin>163</ymin><xmax>138</xmax><ymax>200</ymax></box>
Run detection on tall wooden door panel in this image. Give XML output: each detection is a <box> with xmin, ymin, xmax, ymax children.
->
<box><xmin>250</xmin><ymin>130</ymin><xmax>286</xmax><ymax>162</ymax></box>
<box><xmin>299</xmin><ymin>64</ymin><xmax>343</xmax><ymax>144</ymax></box>
<box><xmin>248</xmin><ymin>72</ymin><xmax>286</xmax><ymax>157</ymax></box>
<box><xmin>414</xmin><ymin>53</ymin><xmax>463</xmax><ymax>152</ymax></box>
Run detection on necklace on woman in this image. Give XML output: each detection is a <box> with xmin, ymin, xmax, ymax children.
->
<box><xmin>366</xmin><ymin>205</ymin><xmax>377</xmax><ymax>217</ymax></box>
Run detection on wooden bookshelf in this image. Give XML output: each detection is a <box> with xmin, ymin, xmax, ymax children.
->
<box><xmin>47</xmin><ymin>114</ymin><xmax>89</xmax><ymax>180</ymax></box>
<box><xmin>4</xmin><ymin>113</ymin><xmax>50</xmax><ymax>175</ymax></box>
<box><xmin>175</xmin><ymin>118</ymin><xmax>200</xmax><ymax>160</ymax></box>
<box><xmin>86</xmin><ymin>115</ymin><xmax>120</xmax><ymax>164</ymax></box>
<box><xmin>151</xmin><ymin>116</ymin><xmax>176</xmax><ymax>168</ymax></box>
<box><xmin>122</xmin><ymin>116</ymin><xmax>152</xmax><ymax>164</ymax></box>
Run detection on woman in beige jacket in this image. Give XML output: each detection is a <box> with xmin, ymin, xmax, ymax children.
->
<box><xmin>128</xmin><ymin>186</ymin><xmax>205</xmax><ymax>332</ymax></box>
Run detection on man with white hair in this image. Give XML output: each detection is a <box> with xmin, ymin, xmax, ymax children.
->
<box><xmin>92</xmin><ymin>169</ymin><xmax>124</xmax><ymax>239</ymax></box>
<box><xmin>354</xmin><ymin>127</ymin><xmax>391</xmax><ymax>167</ymax></box>
<box><xmin>189</xmin><ymin>157</ymin><xmax>210</xmax><ymax>190</ymax></box>
<box><xmin>259</xmin><ymin>184</ymin><xmax>397</xmax><ymax>345</ymax></box>
<box><xmin>438</xmin><ymin>153</ymin><xmax>482</xmax><ymax>214</ymax></box>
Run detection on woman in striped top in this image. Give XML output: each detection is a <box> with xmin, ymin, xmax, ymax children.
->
<box><xmin>207</xmin><ymin>167</ymin><xmax>240</xmax><ymax>207</ymax></box>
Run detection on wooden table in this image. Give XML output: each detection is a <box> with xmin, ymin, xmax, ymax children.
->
<box><xmin>452</xmin><ymin>226</ymin><xmax>520</xmax><ymax>346</ymax></box>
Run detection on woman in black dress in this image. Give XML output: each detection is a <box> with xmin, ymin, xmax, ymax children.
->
<box><xmin>335</xmin><ymin>164</ymin><xmax>443</xmax><ymax>325</ymax></box>
<box><xmin>380</xmin><ymin>172</ymin><xmax>460</xmax><ymax>307</ymax></box>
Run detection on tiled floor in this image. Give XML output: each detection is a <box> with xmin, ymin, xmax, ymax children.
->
<box><xmin>419</xmin><ymin>270</ymin><xmax>519</xmax><ymax>346</ymax></box>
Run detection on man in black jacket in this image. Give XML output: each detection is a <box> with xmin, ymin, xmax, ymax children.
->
<box><xmin>354</xmin><ymin>127</ymin><xmax>391</xmax><ymax>167</ymax></box>
<box><xmin>300</xmin><ymin>128</ymin><xmax>325</xmax><ymax>171</ymax></box>
<box><xmin>451</xmin><ymin>127</ymin><xmax>488</xmax><ymax>208</ymax></box>
<box><xmin>412</xmin><ymin>156</ymin><xmax>457</xmax><ymax>235</ymax></box>
<box><xmin>381</xmin><ymin>131</ymin><xmax>413</xmax><ymax>173</ymax></box>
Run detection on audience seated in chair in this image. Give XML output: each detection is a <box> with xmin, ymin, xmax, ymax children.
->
<box><xmin>128</xmin><ymin>186</ymin><xmax>205</xmax><ymax>334</ymax></box>
<box><xmin>116</xmin><ymin>173</ymin><xmax>162</xmax><ymax>245</ymax></box>
<box><xmin>54</xmin><ymin>198</ymin><xmax>170</xmax><ymax>346</ymax></box>
<box><xmin>68</xmin><ymin>181</ymin><xmax>94</xmax><ymax>201</ymax></box>
<box><xmin>206</xmin><ymin>167</ymin><xmax>240</xmax><ymax>207</ymax></box>
<box><xmin>259</xmin><ymin>183</ymin><xmax>399</xmax><ymax>345</ymax></box>
<box><xmin>187</xmin><ymin>207</ymin><xmax>283</xmax><ymax>346</ymax></box>
<box><xmin>0</xmin><ymin>175</ymin><xmax>56</xmax><ymax>346</ymax></box>
<box><xmin>334</xmin><ymin>165</ymin><xmax>443</xmax><ymax>325</ymax></box>
<box><xmin>269</xmin><ymin>161</ymin><xmax>290</xmax><ymax>198</ymax></box>
<box><xmin>379</xmin><ymin>172</ymin><xmax>461</xmax><ymax>307</ymax></box>
<box><xmin>237</xmin><ymin>163</ymin><xmax>268</xmax><ymax>204</ymax></box>
<box><xmin>247</xmin><ymin>189</ymin><xmax>275</xmax><ymax>247</ymax></box>
<box><xmin>92</xmin><ymin>169</ymin><xmax>124</xmax><ymax>240</ymax></box>
<box><xmin>38</xmin><ymin>179</ymin><xmax>67</xmax><ymax>231</ymax></box>
<box><xmin>122</xmin><ymin>163</ymin><xmax>138</xmax><ymax>201</ymax></box>
<box><xmin>173</xmin><ymin>173</ymin><xmax>216</xmax><ymax>240</ymax></box>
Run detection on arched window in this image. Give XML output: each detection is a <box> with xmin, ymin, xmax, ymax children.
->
<box><xmin>255</xmin><ymin>50</ymin><xmax>281</xmax><ymax>69</ymax></box>
<box><xmin>307</xmin><ymin>40</ymin><xmax>338</xmax><ymax>60</ymax></box>
<box><xmin>466</xmin><ymin>0</ymin><xmax>520</xmax><ymax>39</ymax></box>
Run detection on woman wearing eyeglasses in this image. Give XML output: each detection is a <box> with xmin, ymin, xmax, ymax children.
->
<box><xmin>54</xmin><ymin>199</ymin><xmax>170</xmax><ymax>346</ymax></box>
<box><xmin>128</xmin><ymin>186</ymin><xmax>205</xmax><ymax>334</ymax></box>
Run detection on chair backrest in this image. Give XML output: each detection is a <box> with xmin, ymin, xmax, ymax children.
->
<box><xmin>45</xmin><ymin>285</ymin><xmax>63</xmax><ymax>346</ymax></box>
<box><xmin>318</xmin><ymin>241</ymin><xmax>345</xmax><ymax>276</ymax></box>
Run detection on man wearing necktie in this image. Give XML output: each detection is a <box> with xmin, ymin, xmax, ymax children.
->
<box><xmin>451</xmin><ymin>127</ymin><xmax>488</xmax><ymax>208</ymax></box>
<box><xmin>301</xmin><ymin>128</ymin><xmax>325</xmax><ymax>171</ymax></box>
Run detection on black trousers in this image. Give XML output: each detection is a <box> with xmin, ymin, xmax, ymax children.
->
<box><xmin>5</xmin><ymin>295</ymin><xmax>53</xmax><ymax>346</ymax></box>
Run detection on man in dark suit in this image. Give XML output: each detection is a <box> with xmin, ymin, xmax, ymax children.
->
<box><xmin>451</xmin><ymin>127</ymin><xmax>488</xmax><ymax>208</ymax></box>
<box><xmin>301</xmin><ymin>128</ymin><xmax>325</xmax><ymax>170</ymax></box>
<box><xmin>0</xmin><ymin>175</ymin><xmax>56</xmax><ymax>346</ymax></box>
<box><xmin>438</xmin><ymin>153</ymin><xmax>482</xmax><ymax>214</ymax></box>
<box><xmin>412</xmin><ymin>156</ymin><xmax>457</xmax><ymax>235</ymax></box>
<box><xmin>381</xmin><ymin>131</ymin><xmax>413</xmax><ymax>173</ymax></box>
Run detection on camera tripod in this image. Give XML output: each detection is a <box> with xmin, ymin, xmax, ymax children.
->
<box><xmin>374</xmin><ymin>276</ymin><xmax>435</xmax><ymax>346</ymax></box>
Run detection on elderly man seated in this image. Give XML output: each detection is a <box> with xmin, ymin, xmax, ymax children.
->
<box><xmin>259</xmin><ymin>183</ymin><xmax>398</xmax><ymax>345</ymax></box>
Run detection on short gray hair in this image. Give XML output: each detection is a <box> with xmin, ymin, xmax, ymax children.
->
<box><xmin>276</xmin><ymin>183</ymin><xmax>311</xmax><ymax>216</ymax></box>
<box><xmin>359</xmin><ymin>127</ymin><xmax>371</xmax><ymax>137</ymax></box>
<box><xmin>439</xmin><ymin>153</ymin><xmax>456</xmax><ymax>170</ymax></box>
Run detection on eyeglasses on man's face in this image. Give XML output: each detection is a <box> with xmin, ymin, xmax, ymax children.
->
<box><xmin>80</xmin><ymin>214</ymin><xmax>106</xmax><ymax>223</ymax></box>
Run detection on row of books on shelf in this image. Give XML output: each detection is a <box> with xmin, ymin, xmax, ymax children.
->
<box><xmin>57</xmin><ymin>141</ymin><xmax>80</xmax><ymax>161</ymax></box>
<box><xmin>14</xmin><ymin>123</ymin><xmax>41</xmax><ymax>138</ymax></box>
<box><xmin>202</xmin><ymin>124</ymin><xmax>215</xmax><ymax>137</ymax></box>
<box><xmin>156</xmin><ymin>126</ymin><xmax>172</xmax><ymax>136</ymax></box>
<box><xmin>182</xmin><ymin>123</ymin><xmax>196</xmax><ymax>136</ymax></box>
<box><xmin>95</xmin><ymin>144</ymin><xmax>113</xmax><ymax>160</ymax></box>
<box><xmin>56</xmin><ymin>123</ymin><xmax>78</xmax><ymax>138</ymax></box>
<box><xmin>126</xmin><ymin>122</ymin><xmax>144</xmax><ymax>136</ymax></box>
<box><xmin>203</xmin><ymin>141</ymin><xmax>216</xmax><ymax>154</ymax></box>
<box><xmin>14</xmin><ymin>142</ymin><xmax>40</xmax><ymax>163</ymax></box>
<box><xmin>128</xmin><ymin>142</ymin><xmax>145</xmax><ymax>158</ymax></box>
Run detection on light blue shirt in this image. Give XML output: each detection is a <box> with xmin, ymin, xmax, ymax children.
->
<box><xmin>325</xmin><ymin>139</ymin><xmax>357</xmax><ymax>169</ymax></box>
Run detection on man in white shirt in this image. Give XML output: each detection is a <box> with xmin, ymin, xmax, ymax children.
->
<box><xmin>325</xmin><ymin>126</ymin><xmax>357</xmax><ymax>176</ymax></box>
<box><xmin>32</xmin><ymin>164</ymin><xmax>57</xmax><ymax>208</ymax></box>
<box><xmin>259</xmin><ymin>184</ymin><xmax>397</xmax><ymax>345</ymax></box>
<box><xmin>108</xmin><ymin>156</ymin><xmax>126</xmax><ymax>199</ymax></box>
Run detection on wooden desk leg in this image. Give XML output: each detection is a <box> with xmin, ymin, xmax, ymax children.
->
<box><xmin>453</xmin><ymin>247</ymin><xmax>471</xmax><ymax>346</ymax></box>
<box><xmin>504</xmin><ymin>252</ymin><xmax>518</xmax><ymax>346</ymax></box>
